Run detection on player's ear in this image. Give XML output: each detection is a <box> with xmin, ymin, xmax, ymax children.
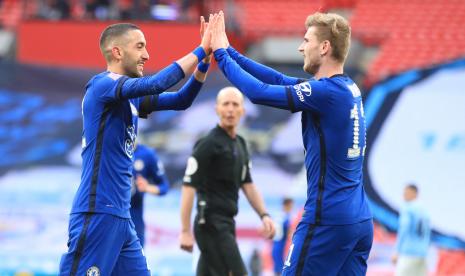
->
<box><xmin>320</xmin><ymin>40</ymin><xmax>330</xmax><ymax>56</ymax></box>
<box><xmin>111</xmin><ymin>46</ymin><xmax>123</xmax><ymax>61</ymax></box>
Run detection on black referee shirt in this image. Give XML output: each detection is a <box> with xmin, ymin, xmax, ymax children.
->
<box><xmin>183</xmin><ymin>125</ymin><xmax>252</xmax><ymax>218</ymax></box>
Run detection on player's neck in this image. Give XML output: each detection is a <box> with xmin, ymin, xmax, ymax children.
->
<box><xmin>107</xmin><ymin>64</ymin><xmax>125</xmax><ymax>76</ymax></box>
<box><xmin>219</xmin><ymin>123</ymin><xmax>237</xmax><ymax>138</ymax></box>
<box><xmin>314</xmin><ymin>61</ymin><xmax>344</xmax><ymax>80</ymax></box>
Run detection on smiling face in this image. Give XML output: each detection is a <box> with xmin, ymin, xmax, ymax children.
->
<box><xmin>215</xmin><ymin>87</ymin><xmax>245</xmax><ymax>131</ymax></box>
<box><xmin>119</xmin><ymin>29</ymin><xmax>149</xmax><ymax>78</ymax></box>
<box><xmin>298</xmin><ymin>26</ymin><xmax>325</xmax><ymax>75</ymax></box>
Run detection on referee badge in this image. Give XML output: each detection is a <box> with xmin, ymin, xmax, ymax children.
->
<box><xmin>185</xmin><ymin>157</ymin><xmax>198</xmax><ymax>175</ymax></box>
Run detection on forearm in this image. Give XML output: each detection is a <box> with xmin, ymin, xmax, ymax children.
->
<box><xmin>227</xmin><ymin>46</ymin><xmax>302</xmax><ymax>85</ymax></box>
<box><xmin>154</xmin><ymin>75</ymin><xmax>203</xmax><ymax>111</ymax></box>
<box><xmin>119</xmin><ymin>62</ymin><xmax>184</xmax><ymax>99</ymax></box>
<box><xmin>180</xmin><ymin>186</ymin><xmax>195</xmax><ymax>233</ymax></box>
<box><xmin>175</xmin><ymin>46</ymin><xmax>207</xmax><ymax>77</ymax></box>
<box><xmin>243</xmin><ymin>184</ymin><xmax>268</xmax><ymax>217</ymax></box>
<box><xmin>214</xmin><ymin>48</ymin><xmax>291</xmax><ymax>110</ymax></box>
<box><xmin>120</xmin><ymin>47</ymin><xmax>207</xmax><ymax>100</ymax></box>
<box><xmin>145</xmin><ymin>184</ymin><xmax>161</xmax><ymax>195</ymax></box>
<box><xmin>155</xmin><ymin>176</ymin><xmax>169</xmax><ymax>195</ymax></box>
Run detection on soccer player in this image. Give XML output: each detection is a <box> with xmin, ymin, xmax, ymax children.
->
<box><xmin>210</xmin><ymin>11</ymin><xmax>373</xmax><ymax>275</ymax></box>
<box><xmin>272</xmin><ymin>198</ymin><xmax>294</xmax><ymax>276</ymax></box>
<box><xmin>59</xmin><ymin>18</ymin><xmax>212</xmax><ymax>275</ymax></box>
<box><xmin>130</xmin><ymin>143</ymin><xmax>170</xmax><ymax>248</ymax></box>
<box><xmin>179</xmin><ymin>87</ymin><xmax>276</xmax><ymax>276</ymax></box>
<box><xmin>392</xmin><ymin>184</ymin><xmax>430</xmax><ymax>276</ymax></box>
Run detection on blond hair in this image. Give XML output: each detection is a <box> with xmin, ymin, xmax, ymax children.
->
<box><xmin>305</xmin><ymin>12</ymin><xmax>351</xmax><ymax>63</ymax></box>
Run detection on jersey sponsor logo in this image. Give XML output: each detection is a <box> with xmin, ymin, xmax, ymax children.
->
<box><xmin>86</xmin><ymin>266</ymin><xmax>100</xmax><ymax>276</ymax></box>
<box><xmin>134</xmin><ymin>159</ymin><xmax>145</xmax><ymax>171</ymax></box>
<box><xmin>125</xmin><ymin>125</ymin><xmax>137</xmax><ymax>158</ymax></box>
<box><xmin>293</xmin><ymin>82</ymin><xmax>312</xmax><ymax>102</ymax></box>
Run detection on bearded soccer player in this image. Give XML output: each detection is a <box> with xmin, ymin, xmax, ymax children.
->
<box><xmin>211</xmin><ymin>12</ymin><xmax>373</xmax><ymax>275</ymax></box>
<box><xmin>60</xmin><ymin>18</ymin><xmax>212</xmax><ymax>275</ymax></box>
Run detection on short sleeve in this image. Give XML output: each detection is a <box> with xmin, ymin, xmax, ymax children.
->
<box><xmin>183</xmin><ymin>138</ymin><xmax>213</xmax><ymax>189</ymax></box>
<box><xmin>286</xmin><ymin>79</ymin><xmax>333</xmax><ymax>114</ymax></box>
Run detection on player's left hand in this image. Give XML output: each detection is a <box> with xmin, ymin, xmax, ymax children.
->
<box><xmin>135</xmin><ymin>175</ymin><xmax>149</xmax><ymax>192</ymax></box>
<box><xmin>260</xmin><ymin>215</ymin><xmax>276</xmax><ymax>239</ymax></box>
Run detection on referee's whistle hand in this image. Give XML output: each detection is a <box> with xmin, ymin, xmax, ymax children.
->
<box><xmin>179</xmin><ymin>232</ymin><xmax>195</xmax><ymax>253</ymax></box>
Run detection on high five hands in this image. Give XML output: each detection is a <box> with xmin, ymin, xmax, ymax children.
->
<box><xmin>201</xmin><ymin>11</ymin><xmax>230</xmax><ymax>54</ymax></box>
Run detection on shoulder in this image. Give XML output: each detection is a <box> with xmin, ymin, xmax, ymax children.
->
<box><xmin>237</xmin><ymin>134</ymin><xmax>248</xmax><ymax>146</ymax></box>
<box><xmin>88</xmin><ymin>72</ymin><xmax>123</xmax><ymax>91</ymax></box>
<box><xmin>193</xmin><ymin>130</ymin><xmax>220</xmax><ymax>152</ymax></box>
<box><xmin>325</xmin><ymin>75</ymin><xmax>360</xmax><ymax>96</ymax></box>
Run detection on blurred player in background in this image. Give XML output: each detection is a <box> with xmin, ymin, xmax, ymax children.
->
<box><xmin>392</xmin><ymin>184</ymin><xmax>431</xmax><ymax>276</ymax></box>
<box><xmin>130</xmin><ymin>143</ymin><xmax>170</xmax><ymax>248</ymax></box>
<box><xmin>211</xmin><ymin>11</ymin><xmax>373</xmax><ymax>275</ymax></box>
<box><xmin>59</xmin><ymin>18</ymin><xmax>212</xmax><ymax>275</ymax></box>
<box><xmin>179</xmin><ymin>86</ymin><xmax>276</xmax><ymax>276</ymax></box>
<box><xmin>272</xmin><ymin>198</ymin><xmax>294</xmax><ymax>276</ymax></box>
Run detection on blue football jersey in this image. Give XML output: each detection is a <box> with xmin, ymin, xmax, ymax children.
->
<box><xmin>287</xmin><ymin>76</ymin><xmax>371</xmax><ymax>225</ymax></box>
<box><xmin>214</xmin><ymin>48</ymin><xmax>372</xmax><ymax>225</ymax></box>
<box><xmin>71</xmin><ymin>72</ymin><xmax>144</xmax><ymax>218</ymax></box>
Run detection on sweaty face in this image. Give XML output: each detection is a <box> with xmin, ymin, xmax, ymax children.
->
<box><xmin>120</xmin><ymin>30</ymin><xmax>149</xmax><ymax>78</ymax></box>
<box><xmin>216</xmin><ymin>90</ymin><xmax>245</xmax><ymax>130</ymax></box>
<box><xmin>298</xmin><ymin>27</ymin><xmax>323</xmax><ymax>75</ymax></box>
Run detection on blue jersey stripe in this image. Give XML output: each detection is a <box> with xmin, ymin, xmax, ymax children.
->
<box><xmin>296</xmin><ymin>224</ymin><xmax>316</xmax><ymax>276</ymax></box>
<box><xmin>313</xmin><ymin>116</ymin><xmax>327</xmax><ymax>225</ymax></box>
<box><xmin>70</xmin><ymin>213</ymin><xmax>93</xmax><ymax>276</ymax></box>
<box><xmin>88</xmin><ymin>103</ymin><xmax>112</xmax><ymax>212</ymax></box>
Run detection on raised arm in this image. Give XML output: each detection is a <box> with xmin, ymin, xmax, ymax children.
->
<box><xmin>227</xmin><ymin>46</ymin><xmax>304</xmax><ymax>86</ymax></box>
<box><xmin>116</xmin><ymin>15</ymin><xmax>213</xmax><ymax>100</ymax></box>
<box><xmin>140</xmin><ymin>56</ymin><xmax>211</xmax><ymax>113</ymax></box>
<box><xmin>215</xmin><ymin>12</ymin><xmax>302</xmax><ymax>85</ymax></box>
<box><xmin>214</xmin><ymin>47</ymin><xmax>291</xmax><ymax>110</ymax></box>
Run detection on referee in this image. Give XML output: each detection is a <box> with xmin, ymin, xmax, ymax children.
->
<box><xmin>179</xmin><ymin>86</ymin><xmax>275</xmax><ymax>276</ymax></box>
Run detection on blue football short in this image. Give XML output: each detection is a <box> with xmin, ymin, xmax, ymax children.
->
<box><xmin>59</xmin><ymin>213</ymin><xmax>150</xmax><ymax>276</ymax></box>
<box><xmin>282</xmin><ymin>219</ymin><xmax>373</xmax><ymax>276</ymax></box>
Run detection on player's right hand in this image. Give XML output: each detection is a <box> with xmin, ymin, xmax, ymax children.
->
<box><xmin>179</xmin><ymin>231</ymin><xmax>195</xmax><ymax>253</ymax></box>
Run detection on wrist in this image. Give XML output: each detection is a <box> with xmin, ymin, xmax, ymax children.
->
<box><xmin>259</xmin><ymin>212</ymin><xmax>270</xmax><ymax>220</ymax></box>
<box><xmin>197</xmin><ymin>61</ymin><xmax>210</xmax><ymax>73</ymax></box>
<box><xmin>192</xmin><ymin>46</ymin><xmax>207</xmax><ymax>62</ymax></box>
